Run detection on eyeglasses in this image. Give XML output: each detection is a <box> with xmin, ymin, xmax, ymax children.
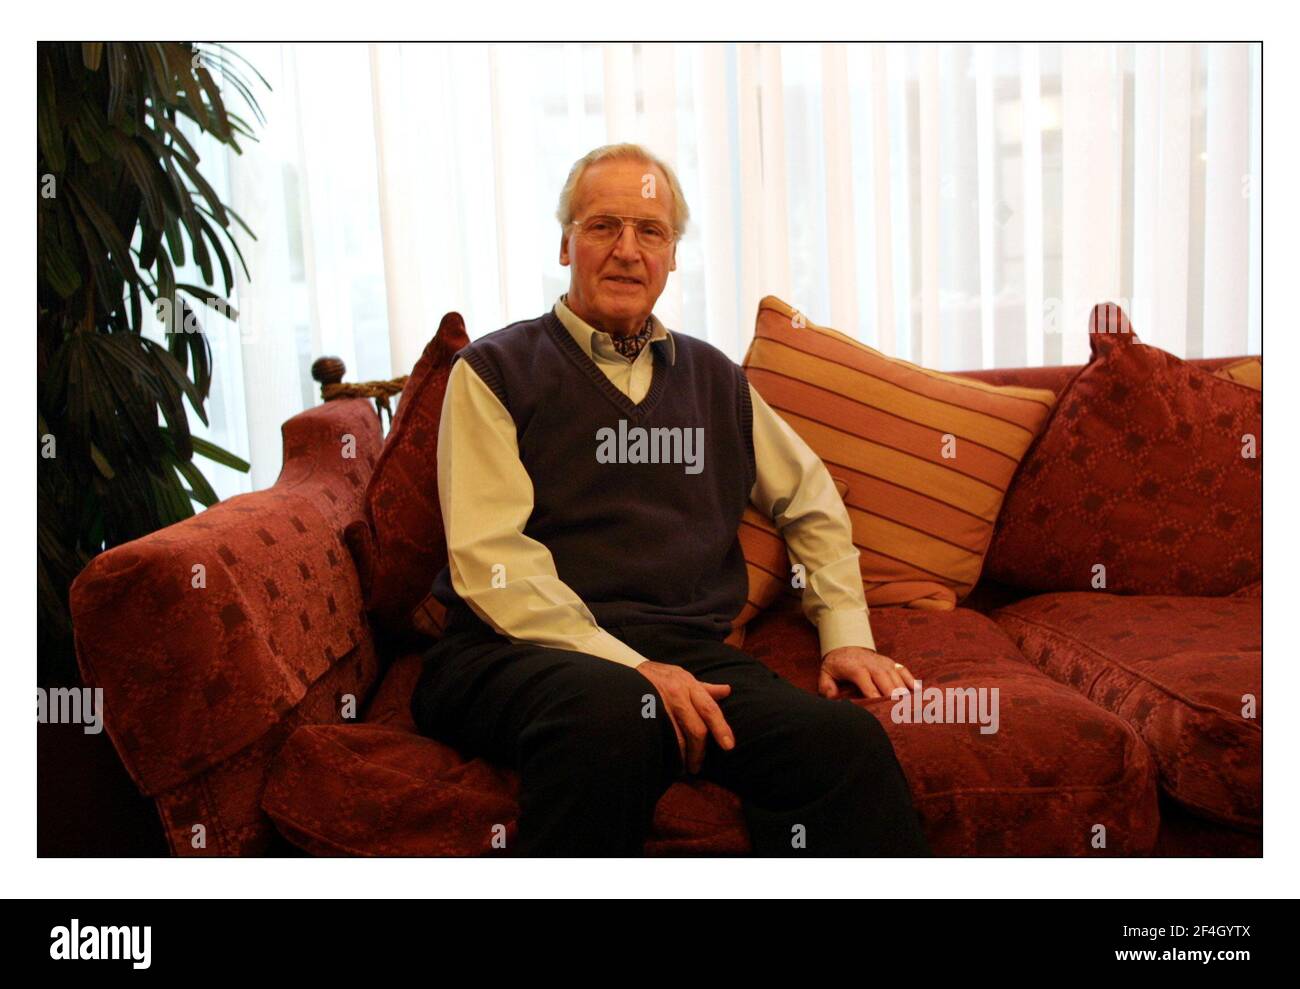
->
<box><xmin>569</xmin><ymin>213</ymin><xmax>677</xmax><ymax>251</ymax></box>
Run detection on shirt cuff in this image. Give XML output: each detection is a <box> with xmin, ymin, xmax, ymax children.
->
<box><xmin>816</xmin><ymin>609</ymin><xmax>877</xmax><ymax>657</ymax></box>
<box><xmin>569</xmin><ymin>629</ymin><xmax>652</xmax><ymax>669</ymax></box>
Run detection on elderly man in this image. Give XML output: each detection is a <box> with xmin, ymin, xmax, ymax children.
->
<box><xmin>412</xmin><ymin>143</ymin><xmax>930</xmax><ymax>857</ymax></box>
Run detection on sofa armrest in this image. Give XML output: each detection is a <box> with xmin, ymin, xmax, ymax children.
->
<box><xmin>69</xmin><ymin>398</ymin><xmax>384</xmax><ymax>796</ymax></box>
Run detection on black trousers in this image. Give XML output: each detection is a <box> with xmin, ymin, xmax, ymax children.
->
<box><xmin>410</xmin><ymin>614</ymin><xmax>931</xmax><ymax>857</ymax></box>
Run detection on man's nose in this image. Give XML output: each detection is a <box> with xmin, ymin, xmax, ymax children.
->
<box><xmin>611</xmin><ymin>224</ymin><xmax>641</xmax><ymax>258</ymax></box>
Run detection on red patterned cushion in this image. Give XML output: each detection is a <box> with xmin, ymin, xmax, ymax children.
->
<box><xmin>263</xmin><ymin>653</ymin><xmax>749</xmax><ymax>856</ymax></box>
<box><xmin>263</xmin><ymin>596</ymin><xmax>1160</xmax><ymax>856</ymax></box>
<box><xmin>345</xmin><ymin>313</ymin><xmax>469</xmax><ymax>638</ymax></box>
<box><xmin>985</xmin><ymin>303</ymin><xmax>1262</xmax><ymax>596</ymax></box>
<box><xmin>154</xmin><ymin>637</ymin><xmax>379</xmax><ymax>855</ymax></box>
<box><xmin>745</xmin><ymin>596</ymin><xmax>1160</xmax><ymax>855</ymax></box>
<box><xmin>992</xmin><ymin>592</ymin><xmax>1261</xmax><ymax>830</ymax></box>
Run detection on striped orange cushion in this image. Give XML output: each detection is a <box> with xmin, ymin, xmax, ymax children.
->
<box><xmin>1215</xmin><ymin>356</ymin><xmax>1262</xmax><ymax>390</ymax></box>
<box><xmin>743</xmin><ymin>296</ymin><xmax>1057</xmax><ymax>610</ymax></box>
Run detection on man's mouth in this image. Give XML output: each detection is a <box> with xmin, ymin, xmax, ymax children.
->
<box><xmin>605</xmin><ymin>276</ymin><xmax>642</xmax><ymax>285</ymax></box>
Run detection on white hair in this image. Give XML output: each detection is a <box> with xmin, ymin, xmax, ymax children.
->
<box><xmin>556</xmin><ymin>143</ymin><xmax>690</xmax><ymax>238</ymax></box>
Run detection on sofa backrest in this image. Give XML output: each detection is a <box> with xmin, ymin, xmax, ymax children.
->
<box><xmin>949</xmin><ymin>354</ymin><xmax>1244</xmax><ymax>392</ymax></box>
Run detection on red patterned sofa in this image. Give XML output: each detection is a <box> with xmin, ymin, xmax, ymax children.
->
<box><xmin>67</xmin><ymin>315</ymin><xmax>1261</xmax><ymax>857</ymax></box>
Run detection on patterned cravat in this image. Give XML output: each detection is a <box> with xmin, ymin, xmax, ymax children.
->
<box><xmin>609</xmin><ymin>318</ymin><xmax>655</xmax><ymax>362</ymax></box>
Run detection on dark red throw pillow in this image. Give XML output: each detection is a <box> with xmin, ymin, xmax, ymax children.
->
<box><xmin>344</xmin><ymin>312</ymin><xmax>469</xmax><ymax>637</ymax></box>
<box><xmin>985</xmin><ymin>303</ymin><xmax>1261</xmax><ymax>596</ymax></box>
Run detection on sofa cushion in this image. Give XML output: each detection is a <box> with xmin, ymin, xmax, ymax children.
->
<box><xmin>745</xmin><ymin>596</ymin><xmax>1160</xmax><ymax>855</ymax></box>
<box><xmin>743</xmin><ymin>295</ymin><xmax>1057</xmax><ymax>611</ymax></box>
<box><xmin>991</xmin><ymin>591</ymin><xmax>1261</xmax><ymax>830</ymax></box>
<box><xmin>344</xmin><ymin>312</ymin><xmax>469</xmax><ymax>640</ymax></box>
<box><xmin>985</xmin><ymin>302</ymin><xmax>1262</xmax><ymax>596</ymax></box>
<box><xmin>263</xmin><ymin>596</ymin><xmax>1159</xmax><ymax>856</ymax></box>
<box><xmin>262</xmin><ymin>653</ymin><xmax>749</xmax><ymax>856</ymax></box>
<box><xmin>154</xmin><ymin>635</ymin><xmax>379</xmax><ymax>855</ymax></box>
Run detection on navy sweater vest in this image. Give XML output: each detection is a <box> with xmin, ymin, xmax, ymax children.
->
<box><xmin>431</xmin><ymin>309</ymin><xmax>756</xmax><ymax>638</ymax></box>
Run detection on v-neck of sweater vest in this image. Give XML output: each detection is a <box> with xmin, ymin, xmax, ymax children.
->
<box><xmin>542</xmin><ymin>309</ymin><xmax>671</xmax><ymax>422</ymax></box>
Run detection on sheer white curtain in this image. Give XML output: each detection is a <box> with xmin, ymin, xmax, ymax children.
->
<box><xmin>187</xmin><ymin>42</ymin><xmax>1262</xmax><ymax>500</ymax></box>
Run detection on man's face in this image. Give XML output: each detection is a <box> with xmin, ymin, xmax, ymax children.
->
<box><xmin>559</xmin><ymin>158</ymin><xmax>677</xmax><ymax>337</ymax></box>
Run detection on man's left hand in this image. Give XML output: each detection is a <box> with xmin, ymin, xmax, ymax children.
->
<box><xmin>819</xmin><ymin>646</ymin><xmax>917</xmax><ymax>701</ymax></box>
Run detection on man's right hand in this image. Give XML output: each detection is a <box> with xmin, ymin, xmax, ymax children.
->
<box><xmin>635</xmin><ymin>660</ymin><xmax>735</xmax><ymax>775</ymax></box>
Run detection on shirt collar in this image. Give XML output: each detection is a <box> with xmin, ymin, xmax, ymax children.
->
<box><xmin>554</xmin><ymin>294</ymin><xmax>676</xmax><ymax>366</ymax></box>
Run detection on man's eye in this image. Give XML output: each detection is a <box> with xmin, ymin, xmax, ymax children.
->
<box><xmin>641</xmin><ymin>223</ymin><xmax>669</xmax><ymax>240</ymax></box>
<box><xmin>589</xmin><ymin>219</ymin><xmax>618</xmax><ymax>233</ymax></box>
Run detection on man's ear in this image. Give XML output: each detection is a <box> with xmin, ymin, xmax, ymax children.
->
<box><xmin>559</xmin><ymin>228</ymin><xmax>570</xmax><ymax>267</ymax></box>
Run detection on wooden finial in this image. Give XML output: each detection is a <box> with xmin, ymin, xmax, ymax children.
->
<box><xmin>312</xmin><ymin>356</ymin><xmax>346</xmax><ymax>394</ymax></box>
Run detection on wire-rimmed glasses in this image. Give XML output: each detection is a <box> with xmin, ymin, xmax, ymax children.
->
<box><xmin>570</xmin><ymin>213</ymin><xmax>677</xmax><ymax>251</ymax></box>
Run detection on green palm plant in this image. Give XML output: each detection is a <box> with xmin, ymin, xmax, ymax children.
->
<box><xmin>38</xmin><ymin>42</ymin><xmax>268</xmax><ymax>684</ymax></box>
